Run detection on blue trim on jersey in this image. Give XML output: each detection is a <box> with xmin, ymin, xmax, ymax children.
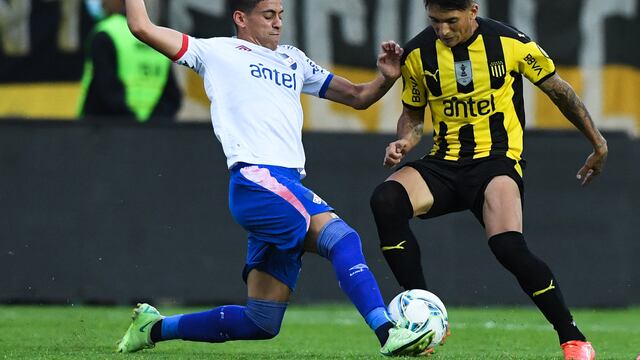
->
<box><xmin>319</xmin><ymin>73</ymin><xmax>334</xmax><ymax>98</ymax></box>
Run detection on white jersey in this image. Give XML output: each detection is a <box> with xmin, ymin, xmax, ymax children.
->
<box><xmin>174</xmin><ymin>36</ymin><xmax>333</xmax><ymax>173</ymax></box>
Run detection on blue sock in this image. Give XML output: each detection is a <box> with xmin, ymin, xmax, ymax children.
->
<box><xmin>317</xmin><ymin>219</ymin><xmax>392</xmax><ymax>336</ymax></box>
<box><xmin>159</xmin><ymin>299</ymin><xmax>287</xmax><ymax>343</ymax></box>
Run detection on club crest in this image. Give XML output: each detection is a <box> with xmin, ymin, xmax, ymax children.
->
<box><xmin>490</xmin><ymin>61</ymin><xmax>506</xmax><ymax>79</ymax></box>
<box><xmin>455</xmin><ymin>60</ymin><xmax>473</xmax><ymax>86</ymax></box>
<box><xmin>278</xmin><ymin>53</ymin><xmax>298</xmax><ymax>70</ymax></box>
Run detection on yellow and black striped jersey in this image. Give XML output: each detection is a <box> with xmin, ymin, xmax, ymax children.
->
<box><xmin>401</xmin><ymin>17</ymin><xmax>555</xmax><ymax>176</ymax></box>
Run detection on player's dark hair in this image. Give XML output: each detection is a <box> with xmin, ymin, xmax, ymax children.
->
<box><xmin>423</xmin><ymin>0</ymin><xmax>475</xmax><ymax>11</ymax></box>
<box><xmin>227</xmin><ymin>0</ymin><xmax>266</xmax><ymax>32</ymax></box>
<box><xmin>227</xmin><ymin>0</ymin><xmax>265</xmax><ymax>15</ymax></box>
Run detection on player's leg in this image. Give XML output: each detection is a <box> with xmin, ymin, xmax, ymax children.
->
<box><xmin>146</xmin><ymin>165</ymin><xmax>308</xmax><ymax>346</ymax></box>
<box><xmin>305</xmin><ymin>212</ymin><xmax>435</xmax><ymax>356</ymax></box>
<box><xmin>304</xmin><ymin>211</ymin><xmax>393</xmax><ymax>344</ymax></box>
<box><xmin>117</xmin><ymin>270</ymin><xmax>290</xmax><ymax>353</ymax></box>
<box><xmin>369</xmin><ymin>166</ymin><xmax>434</xmax><ymax>290</ymax></box>
<box><xmin>153</xmin><ymin>269</ymin><xmax>289</xmax><ymax>343</ymax></box>
<box><xmin>118</xmin><ymin>165</ymin><xmax>299</xmax><ymax>352</ymax></box>
<box><xmin>482</xmin><ymin>175</ymin><xmax>593</xmax><ymax>357</ymax></box>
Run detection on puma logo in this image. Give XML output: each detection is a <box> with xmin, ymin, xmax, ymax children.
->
<box><xmin>532</xmin><ymin>280</ymin><xmax>556</xmax><ymax>297</ymax></box>
<box><xmin>424</xmin><ymin>69</ymin><xmax>439</xmax><ymax>82</ymax></box>
<box><xmin>381</xmin><ymin>241</ymin><xmax>407</xmax><ymax>252</ymax></box>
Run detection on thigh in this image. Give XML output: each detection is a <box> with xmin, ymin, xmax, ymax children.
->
<box><xmin>231</xmin><ymin>164</ymin><xmax>334</xmax><ymax>292</ymax></box>
<box><xmin>303</xmin><ymin>211</ymin><xmax>338</xmax><ymax>253</ymax></box>
<box><xmin>463</xmin><ymin>157</ymin><xmax>525</xmax><ymax>228</ymax></box>
<box><xmin>247</xmin><ymin>269</ymin><xmax>291</xmax><ymax>302</ymax></box>
<box><xmin>482</xmin><ymin>175</ymin><xmax>523</xmax><ymax>238</ymax></box>
<box><xmin>230</xmin><ymin>164</ymin><xmax>333</xmax><ymax>251</ymax></box>
<box><xmin>244</xmin><ymin>234</ymin><xmax>304</xmax><ymax>292</ymax></box>
<box><xmin>399</xmin><ymin>159</ymin><xmax>465</xmax><ymax>218</ymax></box>
<box><xmin>387</xmin><ymin>166</ymin><xmax>434</xmax><ymax>217</ymax></box>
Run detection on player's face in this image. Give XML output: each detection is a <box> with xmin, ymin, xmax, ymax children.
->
<box><xmin>427</xmin><ymin>4</ymin><xmax>479</xmax><ymax>48</ymax></box>
<box><xmin>241</xmin><ymin>0</ymin><xmax>284</xmax><ymax>51</ymax></box>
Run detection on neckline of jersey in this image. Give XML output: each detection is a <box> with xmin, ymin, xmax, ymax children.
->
<box><xmin>232</xmin><ymin>36</ymin><xmax>280</xmax><ymax>55</ymax></box>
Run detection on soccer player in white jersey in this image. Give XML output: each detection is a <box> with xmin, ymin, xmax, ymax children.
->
<box><xmin>116</xmin><ymin>0</ymin><xmax>433</xmax><ymax>356</ymax></box>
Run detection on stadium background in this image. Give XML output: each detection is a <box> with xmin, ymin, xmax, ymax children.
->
<box><xmin>0</xmin><ymin>0</ymin><xmax>638</xmax><ymax>307</ymax></box>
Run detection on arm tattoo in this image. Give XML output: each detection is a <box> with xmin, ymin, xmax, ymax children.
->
<box><xmin>410</xmin><ymin>122</ymin><xmax>424</xmax><ymax>142</ymax></box>
<box><xmin>541</xmin><ymin>76</ymin><xmax>597</xmax><ymax>137</ymax></box>
<box><xmin>398</xmin><ymin>108</ymin><xmax>425</xmax><ymax>146</ymax></box>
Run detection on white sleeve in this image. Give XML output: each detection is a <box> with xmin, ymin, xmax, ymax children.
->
<box><xmin>173</xmin><ymin>35</ymin><xmax>209</xmax><ymax>76</ymax></box>
<box><xmin>294</xmin><ymin>48</ymin><xmax>334</xmax><ymax>98</ymax></box>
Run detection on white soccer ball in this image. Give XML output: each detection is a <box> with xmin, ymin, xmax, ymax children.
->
<box><xmin>387</xmin><ymin>289</ymin><xmax>449</xmax><ymax>349</ymax></box>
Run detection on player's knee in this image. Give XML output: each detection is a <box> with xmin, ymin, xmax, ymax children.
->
<box><xmin>248</xmin><ymin>326</ymin><xmax>278</xmax><ymax>340</ymax></box>
<box><xmin>488</xmin><ymin>231</ymin><xmax>535</xmax><ymax>272</ymax></box>
<box><xmin>316</xmin><ymin>218</ymin><xmax>359</xmax><ymax>259</ymax></box>
<box><xmin>370</xmin><ymin>181</ymin><xmax>413</xmax><ymax>220</ymax></box>
<box><xmin>244</xmin><ymin>298</ymin><xmax>288</xmax><ymax>339</ymax></box>
<box><xmin>488</xmin><ymin>231</ymin><xmax>526</xmax><ymax>256</ymax></box>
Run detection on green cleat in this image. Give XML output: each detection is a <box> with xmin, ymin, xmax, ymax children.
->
<box><xmin>116</xmin><ymin>303</ymin><xmax>163</xmax><ymax>353</ymax></box>
<box><xmin>380</xmin><ymin>326</ymin><xmax>435</xmax><ymax>357</ymax></box>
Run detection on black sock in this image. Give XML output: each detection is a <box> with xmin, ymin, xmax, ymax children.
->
<box><xmin>488</xmin><ymin>231</ymin><xmax>586</xmax><ymax>344</ymax></box>
<box><xmin>150</xmin><ymin>319</ymin><xmax>163</xmax><ymax>343</ymax></box>
<box><xmin>375</xmin><ymin>321</ymin><xmax>395</xmax><ymax>345</ymax></box>
<box><xmin>370</xmin><ymin>181</ymin><xmax>427</xmax><ymax>290</ymax></box>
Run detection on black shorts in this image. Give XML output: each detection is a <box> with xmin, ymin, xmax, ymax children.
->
<box><xmin>403</xmin><ymin>156</ymin><xmax>525</xmax><ymax>226</ymax></box>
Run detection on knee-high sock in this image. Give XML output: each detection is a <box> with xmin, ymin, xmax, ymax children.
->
<box><xmin>317</xmin><ymin>218</ymin><xmax>393</xmax><ymax>345</ymax></box>
<box><xmin>489</xmin><ymin>231</ymin><xmax>586</xmax><ymax>344</ymax></box>
<box><xmin>370</xmin><ymin>181</ymin><xmax>427</xmax><ymax>290</ymax></box>
<box><xmin>152</xmin><ymin>298</ymin><xmax>287</xmax><ymax>343</ymax></box>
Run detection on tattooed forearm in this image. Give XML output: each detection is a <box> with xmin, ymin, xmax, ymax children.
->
<box><xmin>541</xmin><ymin>76</ymin><xmax>592</xmax><ymax>132</ymax></box>
<box><xmin>411</xmin><ymin>122</ymin><xmax>424</xmax><ymax>141</ymax></box>
<box><xmin>398</xmin><ymin>107</ymin><xmax>424</xmax><ymax>142</ymax></box>
<box><xmin>396</xmin><ymin>106</ymin><xmax>425</xmax><ymax>152</ymax></box>
<box><xmin>539</xmin><ymin>74</ymin><xmax>606</xmax><ymax>150</ymax></box>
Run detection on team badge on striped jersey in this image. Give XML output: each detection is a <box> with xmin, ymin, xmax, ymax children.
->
<box><xmin>455</xmin><ymin>60</ymin><xmax>473</xmax><ymax>86</ymax></box>
<box><xmin>490</xmin><ymin>60</ymin><xmax>506</xmax><ymax>78</ymax></box>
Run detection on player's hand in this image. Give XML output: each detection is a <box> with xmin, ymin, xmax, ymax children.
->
<box><xmin>576</xmin><ymin>143</ymin><xmax>608</xmax><ymax>186</ymax></box>
<box><xmin>377</xmin><ymin>41</ymin><xmax>403</xmax><ymax>81</ymax></box>
<box><xmin>383</xmin><ymin>139</ymin><xmax>409</xmax><ymax>168</ymax></box>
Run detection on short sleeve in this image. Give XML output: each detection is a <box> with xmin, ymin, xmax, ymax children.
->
<box><xmin>514</xmin><ymin>40</ymin><xmax>556</xmax><ymax>86</ymax></box>
<box><xmin>291</xmin><ymin>48</ymin><xmax>333</xmax><ymax>98</ymax></box>
<box><xmin>173</xmin><ymin>35</ymin><xmax>206</xmax><ymax>75</ymax></box>
<box><xmin>401</xmin><ymin>49</ymin><xmax>428</xmax><ymax>108</ymax></box>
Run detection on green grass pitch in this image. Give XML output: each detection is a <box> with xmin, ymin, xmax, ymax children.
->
<box><xmin>0</xmin><ymin>305</ymin><xmax>638</xmax><ymax>359</ymax></box>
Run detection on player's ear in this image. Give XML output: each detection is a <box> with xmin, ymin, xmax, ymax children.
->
<box><xmin>233</xmin><ymin>10</ymin><xmax>247</xmax><ymax>29</ymax></box>
<box><xmin>469</xmin><ymin>3</ymin><xmax>479</xmax><ymax>19</ymax></box>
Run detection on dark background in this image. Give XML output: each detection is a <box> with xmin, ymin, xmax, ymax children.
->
<box><xmin>1</xmin><ymin>121</ymin><xmax>637</xmax><ymax>307</ymax></box>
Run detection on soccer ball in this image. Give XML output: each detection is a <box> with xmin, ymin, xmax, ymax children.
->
<box><xmin>387</xmin><ymin>289</ymin><xmax>449</xmax><ymax>349</ymax></box>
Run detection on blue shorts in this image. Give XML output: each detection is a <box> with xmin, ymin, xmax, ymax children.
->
<box><xmin>229</xmin><ymin>163</ymin><xmax>333</xmax><ymax>291</ymax></box>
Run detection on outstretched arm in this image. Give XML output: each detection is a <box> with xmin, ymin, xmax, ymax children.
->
<box><xmin>125</xmin><ymin>0</ymin><xmax>183</xmax><ymax>59</ymax></box>
<box><xmin>538</xmin><ymin>73</ymin><xmax>608</xmax><ymax>186</ymax></box>
<box><xmin>323</xmin><ymin>41</ymin><xmax>403</xmax><ymax>110</ymax></box>
<box><xmin>383</xmin><ymin>105</ymin><xmax>425</xmax><ymax>168</ymax></box>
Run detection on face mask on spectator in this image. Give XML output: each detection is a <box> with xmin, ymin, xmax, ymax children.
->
<box><xmin>85</xmin><ymin>0</ymin><xmax>105</xmax><ymax>20</ymax></box>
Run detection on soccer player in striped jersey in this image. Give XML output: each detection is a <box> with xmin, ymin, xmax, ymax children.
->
<box><xmin>369</xmin><ymin>1</ymin><xmax>606</xmax><ymax>359</ymax></box>
<box><xmin>115</xmin><ymin>0</ymin><xmax>433</xmax><ymax>357</ymax></box>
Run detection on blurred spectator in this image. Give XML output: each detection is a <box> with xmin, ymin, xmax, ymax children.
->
<box><xmin>77</xmin><ymin>0</ymin><xmax>181</xmax><ymax>123</ymax></box>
